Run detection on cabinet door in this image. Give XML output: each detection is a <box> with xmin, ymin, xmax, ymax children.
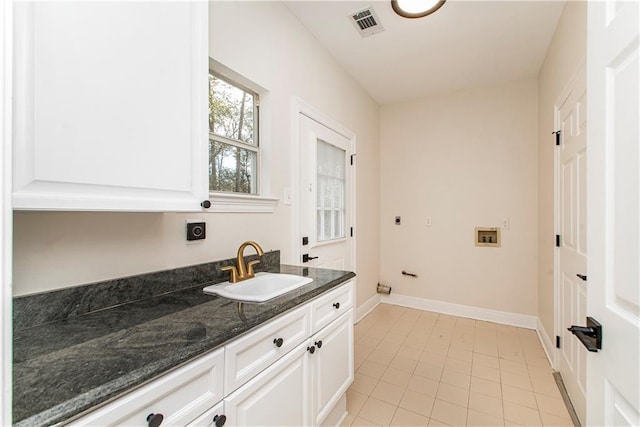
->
<box><xmin>311</xmin><ymin>311</ymin><xmax>354</xmax><ymax>425</ymax></box>
<box><xmin>187</xmin><ymin>401</ymin><xmax>226</xmax><ymax>427</ymax></box>
<box><xmin>13</xmin><ymin>1</ymin><xmax>209</xmax><ymax>212</ymax></box>
<box><xmin>224</xmin><ymin>343</ymin><xmax>312</xmax><ymax>427</ymax></box>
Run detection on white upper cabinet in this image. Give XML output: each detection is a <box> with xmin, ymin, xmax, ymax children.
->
<box><xmin>13</xmin><ymin>1</ymin><xmax>210</xmax><ymax>211</ymax></box>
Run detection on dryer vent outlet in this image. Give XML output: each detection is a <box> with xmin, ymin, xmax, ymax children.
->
<box><xmin>377</xmin><ymin>283</ymin><xmax>391</xmax><ymax>295</ymax></box>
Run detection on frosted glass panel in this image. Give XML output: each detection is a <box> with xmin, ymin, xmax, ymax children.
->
<box><xmin>317</xmin><ymin>139</ymin><xmax>346</xmax><ymax>241</ymax></box>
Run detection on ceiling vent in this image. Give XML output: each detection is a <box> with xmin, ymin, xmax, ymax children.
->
<box><xmin>349</xmin><ymin>6</ymin><xmax>385</xmax><ymax>38</ymax></box>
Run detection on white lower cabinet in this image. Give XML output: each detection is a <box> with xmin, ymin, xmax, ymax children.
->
<box><xmin>71</xmin><ymin>281</ymin><xmax>354</xmax><ymax>427</ymax></box>
<box><xmin>224</xmin><ymin>341</ymin><xmax>312</xmax><ymax>426</ymax></box>
<box><xmin>311</xmin><ymin>311</ymin><xmax>354</xmax><ymax>425</ymax></box>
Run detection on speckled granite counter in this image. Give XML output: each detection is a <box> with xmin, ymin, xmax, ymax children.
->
<box><xmin>13</xmin><ymin>256</ymin><xmax>355</xmax><ymax>427</ymax></box>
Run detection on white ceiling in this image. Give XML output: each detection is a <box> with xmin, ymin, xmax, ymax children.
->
<box><xmin>285</xmin><ymin>0</ymin><xmax>565</xmax><ymax>105</ymax></box>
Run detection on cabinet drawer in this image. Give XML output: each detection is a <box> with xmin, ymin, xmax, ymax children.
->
<box><xmin>186</xmin><ymin>401</ymin><xmax>225</xmax><ymax>427</ymax></box>
<box><xmin>311</xmin><ymin>281</ymin><xmax>354</xmax><ymax>333</ymax></box>
<box><xmin>68</xmin><ymin>348</ymin><xmax>224</xmax><ymax>427</ymax></box>
<box><xmin>224</xmin><ymin>304</ymin><xmax>311</xmax><ymax>394</ymax></box>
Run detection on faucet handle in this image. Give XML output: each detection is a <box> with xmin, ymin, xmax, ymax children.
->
<box><xmin>246</xmin><ymin>260</ymin><xmax>261</xmax><ymax>278</ymax></box>
<box><xmin>221</xmin><ymin>265</ymin><xmax>239</xmax><ymax>283</ymax></box>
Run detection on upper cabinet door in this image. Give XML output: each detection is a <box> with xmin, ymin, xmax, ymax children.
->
<box><xmin>13</xmin><ymin>1</ymin><xmax>209</xmax><ymax>211</ymax></box>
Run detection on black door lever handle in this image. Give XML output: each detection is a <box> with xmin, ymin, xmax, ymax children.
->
<box><xmin>576</xmin><ymin>274</ymin><xmax>587</xmax><ymax>281</ymax></box>
<box><xmin>568</xmin><ymin>317</ymin><xmax>602</xmax><ymax>352</ymax></box>
<box><xmin>302</xmin><ymin>254</ymin><xmax>319</xmax><ymax>263</ymax></box>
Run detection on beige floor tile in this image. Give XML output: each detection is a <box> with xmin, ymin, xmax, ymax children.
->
<box><xmin>398</xmin><ymin>346</ymin><xmax>424</xmax><ymax>361</ymax></box>
<box><xmin>378</xmin><ymin>341</ymin><xmax>403</xmax><ymax>354</ymax></box>
<box><xmin>355</xmin><ymin>355</ymin><xmax>366</xmax><ymax>371</ymax></box>
<box><xmin>359</xmin><ymin>397</ymin><xmax>397</xmax><ymax>426</ymax></box>
<box><xmin>420</xmin><ymin>352</ymin><xmax>447</xmax><ymax>367</ymax></box>
<box><xmin>347</xmin><ymin>389</ymin><xmax>369</xmax><ymax>414</ymax></box>
<box><xmin>408</xmin><ymin>374</ymin><xmax>440</xmax><ymax>397</ymax></box>
<box><xmin>441</xmin><ymin>369</ymin><xmax>472</xmax><ymax>389</ymax></box>
<box><xmin>466</xmin><ymin>409</ymin><xmax>504</xmax><ymax>426</ymax></box>
<box><xmin>530</xmin><ymin>377</ymin><xmax>561</xmax><ymax>398</ymax></box>
<box><xmin>429</xmin><ymin>418</ymin><xmax>452</xmax><ymax>426</ymax></box>
<box><xmin>355</xmin><ymin>344</ymin><xmax>376</xmax><ymax>361</ymax></box>
<box><xmin>386</xmin><ymin>331</ymin><xmax>409</xmax><ymax>344</ymax></box>
<box><xmin>448</xmin><ymin>349</ymin><xmax>474</xmax><ymax>363</ymax></box>
<box><xmin>445</xmin><ymin>358</ymin><xmax>473</xmax><ymax>375</ymax></box>
<box><xmin>391</xmin><ymin>320</ymin><xmax>417</xmax><ymax>336</ymax></box>
<box><xmin>425</xmin><ymin>343</ymin><xmax>450</xmax><ymax>356</ymax></box>
<box><xmin>526</xmin><ymin>357</ymin><xmax>551</xmax><ymax>369</ymax></box>
<box><xmin>390</xmin><ymin>354</ymin><xmax>419</xmax><ymax>373</ymax></box>
<box><xmin>358</xmin><ymin>360</ymin><xmax>388</xmax><ymax>379</ymax></box>
<box><xmin>503</xmin><ymin>401</ymin><xmax>542</xmax><ymax>426</ymax></box>
<box><xmin>468</xmin><ymin>392</ymin><xmax>504</xmax><ymax>419</ymax></box>
<box><xmin>351</xmin><ymin>373</ymin><xmax>379</xmax><ymax>395</ymax></box>
<box><xmin>527</xmin><ymin>364</ymin><xmax>553</xmax><ymax>378</ymax></box>
<box><xmin>499</xmin><ymin>359</ymin><xmax>529</xmax><ymax>376</ymax></box>
<box><xmin>391</xmin><ymin>407</ymin><xmax>431</xmax><ymax>427</ymax></box>
<box><xmin>404</xmin><ymin>336</ymin><xmax>429</xmax><ymax>351</ymax></box>
<box><xmin>366</xmin><ymin>328</ymin><xmax>389</xmax><ymax>340</ymax></box>
<box><xmin>501</xmin><ymin>384</ymin><xmax>537</xmax><ymax>410</ymax></box>
<box><xmin>436</xmin><ymin>383</ymin><xmax>470</xmax><ymax>408</ymax></box>
<box><xmin>400</xmin><ymin>389</ymin><xmax>436</xmax><ymax>417</ymax></box>
<box><xmin>382</xmin><ymin>367</ymin><xmax>413</xmax><ymax>389</ymax></box>
<box><xmin>501</xmin><ymin>371</ymin><xmax>532</xmax><ymax>391</ymax></box>
<box><xmin>474</xmin><ymin>343</ymin><xmax>499</xmax><ymax>357</ymax></box>
<box><xmin>351</xmin><ymin>415</ymin><xmax>382</xmax><ymax>426</ymax></box>
<box><xmin>415</xmin><ymin>361</ymin><xmax>445</xmax><ymax>381</ymax></box>
<box><xmin>472</xmin><ymin>353</ymin><xmax>500</xmax><ymax>369</ymax></box>
<box><xmin>368</xmin><ymin>348</ymin><xmax>397</xmax><ymax>366</ymax></box>
<box><xmin>371</xmin><ymin>380</ymin><xmax>405</xmax><ymax>406</ymax></box>
<box><xmin>539</xmin><ymin>411</ymin><xmax>574</xmax><ymax>426</ymax></box>
<box><xmin>401</xmin><ymin>309</ymin><xmax>423</xmax><ymax>322</ymax></box>
<box><xmin>470</xmin><ymin>376</ymin><xmax>502</xmax><ymax>399</ymax></box>
<box><xmin>471</xmin><ymin>364</ymin><xmax>501</xmax><ymax>383</ymax></box>
<box><xmin>431</xmin><ymin>399</ymin><xmax>468</xmax><ymax>426</ymax></box>
<box><xmin>341</xmin><ymin>412</ymin><xmax>356</xmax><ymax>426</ymax></box>
<box><xmin>535</xmin><ymin>393</ymin><xmax>572</xmax><ymax>419</ymax></box>
<box><xmin>359</xmin><ymin>336</ymin><xmax>383</xmax><ymax>349</ymax></box>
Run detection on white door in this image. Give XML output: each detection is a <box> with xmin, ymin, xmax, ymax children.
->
<box><xmin>586</xmin><ymin>1</ymin><xmax>640</xmax><ymax>426</ymax></box>
<box><xmin>299</xmin><ymin>114</ymin><xmax>353</xmax><ymax>270</ymax></box>
<box><xmin>555</xmin><ymin>66</ymin><xmax>588</xmax><ymax>425</ymax></box>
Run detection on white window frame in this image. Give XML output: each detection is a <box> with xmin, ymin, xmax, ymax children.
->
<box><xmin>208</xmin><ymin>59</ymin><xmax>278</xmax><ymax>213</ymax></box>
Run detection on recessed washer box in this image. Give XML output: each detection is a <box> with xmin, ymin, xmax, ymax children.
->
<box><xmin>475</xmin><ymin>227</ymin><xmax>500</xmax><ymax>247</ymax></box>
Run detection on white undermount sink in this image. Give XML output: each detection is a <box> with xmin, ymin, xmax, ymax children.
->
<box><xmin>203</xmin><ymin>272</ymin><xmax>313</xmax><ymax>303</ymax></box>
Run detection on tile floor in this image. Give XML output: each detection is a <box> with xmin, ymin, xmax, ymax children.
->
<box><xmin>343</xmin><ymin>304</ymin><xmax>574</xmax><ymax>427</ymax></box>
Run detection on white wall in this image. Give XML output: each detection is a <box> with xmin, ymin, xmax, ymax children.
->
<box><xmin>537</xmin><ymin>1</ymin><xmax>587</xmax><ymax>337</ymax></box>
<box><xmin>380</xmin><ymin>79</ymin><xmax>539</xmax><ymax>316</ymax></box>
<box><xmin>12</xmin><ymin>1</ymin><xmax>381</xmax><ymax>308</ymax></box>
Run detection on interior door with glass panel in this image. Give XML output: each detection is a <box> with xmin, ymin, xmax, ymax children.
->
<box><xmin>299</xmin><ymin>114</ymin><xmax>352</xmax><ymax>271</ymax></box>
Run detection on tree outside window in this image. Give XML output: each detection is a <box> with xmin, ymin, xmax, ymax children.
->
<box><xmin>209</xmin><ymin>73</ymin><xmax>259</xmax><ymax>194</ymax></box>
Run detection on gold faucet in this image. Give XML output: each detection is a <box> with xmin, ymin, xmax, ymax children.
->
<box><xmin>222</xmin><ymin>241</ymin><xmax>264</xmax><ymax>283</ymax></box>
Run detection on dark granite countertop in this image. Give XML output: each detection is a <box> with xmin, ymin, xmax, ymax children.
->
<box><xmin>13</xmin><ymin>264</ymin><xmax>355</xmax><ymax>427</ymax></box>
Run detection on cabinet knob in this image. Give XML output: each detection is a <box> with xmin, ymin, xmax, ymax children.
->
<box><xmin>146</xmin><ymin>413</ymin><xmax>164</xmax><ymax>427</ymax></box>
<box><xmin>213</xmin><ymin>414</ymin><xmax>227</xmax><ymax>427</ymax></box>
<box><xmin>333</xmin><ymin>302</ymin><xmax>340</xmax><ymax>309</ymax></box>
<box><xmin>273</xmin><ymin>337</ymin><xmax>284</xmax><ymax>348</ymax></box>
<box><xmin>307</xmin><ymin>345</ymin><xmax>316</xmax><ymax>354</ymax></box>
<box><xmin>315</xmin><ymin>340</ymin><xmax>323</xmax><ymax>349</ymax></box>
<box><xmin>201</xmin><ymin>200</ymin><xmax>212</xmax><ymax>208</ymax></box>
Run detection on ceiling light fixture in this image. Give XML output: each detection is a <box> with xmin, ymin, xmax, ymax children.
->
<box><xmin>391</xmin><ymin>0</ymin><xmax>446</xmax><ymax>18</ymax></box>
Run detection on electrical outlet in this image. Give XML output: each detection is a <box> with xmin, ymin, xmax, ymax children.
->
<box><xmin>186</xmin><ymin>220</ymin><xmax>206</xmax><ymax>242</ymax></box>
<box><xmin>502</xmin><ymin>218</ymin><xmax>510</xmax><ymax>229</ymax></box>
<box><xmin>425</xmin><ymin>217</ymin><xmax>432</xmax><ymax>227</ymax></box>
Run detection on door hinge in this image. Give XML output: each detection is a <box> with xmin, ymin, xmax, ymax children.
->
<box><xmin>552</xmin><ymin>130</ymin><xmax>561</xmax><ymax>146</ymax></box>
<box><xmin>556</xmin><ymin>335</ymin><xmax>561</xmax><ymax>348</ymax></box>
<box><xmin>350</xmin><ymin>154</ymin><xmax>356</xmax><ymax>165</ymax></box>
<box><xmin>556</xmin><ymin>234</ymin><xmax>561</xmax><ymax>247</ymax></box>
<box><xmin>350</xmin><ymin>227</ymin><xmax>353</xmax><ymax>237</ymax></box>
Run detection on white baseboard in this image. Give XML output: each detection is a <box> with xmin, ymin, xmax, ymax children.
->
<box><xmin>355</xmin><ymin>294</ymin><xmax>380</xmax><ymax>323</ymax></box>
<box><xmin>380</xmin><ymin>293</ymin><xmax>537</xmax><ymax>329</ymax></box>
<box><xmin>536</xmin><ymin>318</ymin><xmax>556</xmax><ymax>368</ymax></box>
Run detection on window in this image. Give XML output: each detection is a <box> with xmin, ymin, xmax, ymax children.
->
<box><xmin>209</xmin><ymin>72</ymin><xmax>259</xmax><ymax>195</ymax></box>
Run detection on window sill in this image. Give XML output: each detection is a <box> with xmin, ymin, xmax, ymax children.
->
<box><xmin>208</xmin><ymin>192</ymin><xmax>279</xmax><ymax>213</ymax></box>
